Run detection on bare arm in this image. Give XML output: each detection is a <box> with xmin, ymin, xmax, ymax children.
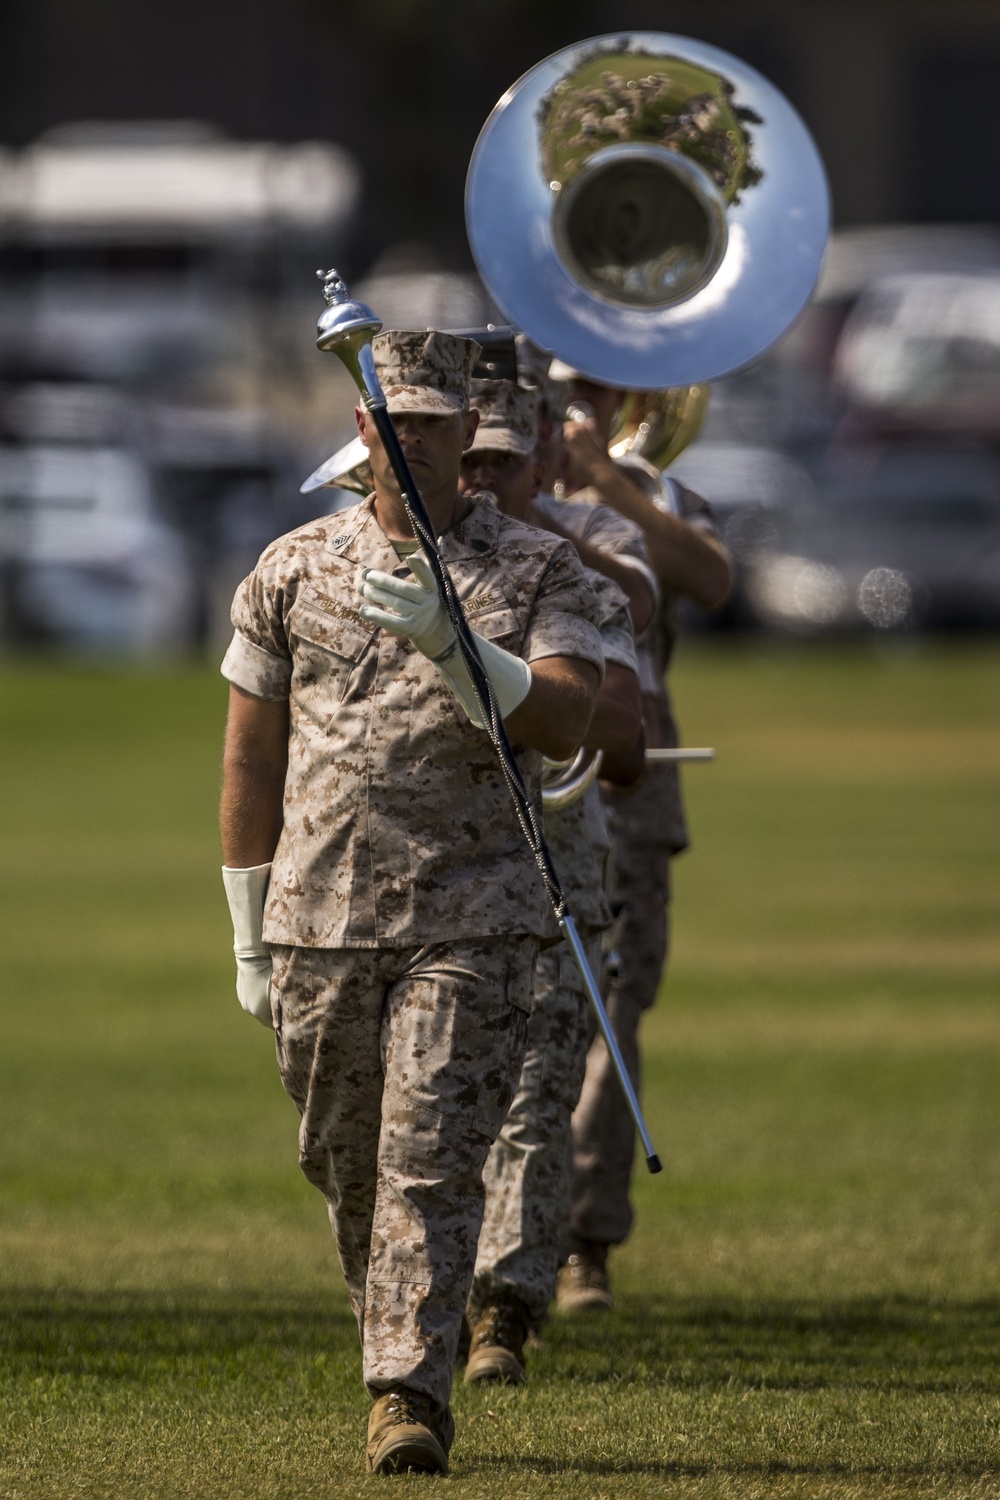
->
<box><xmin>563</xmin><ymin>423</ymin><xmax>733</xmax><ymax>609</ymax></box>
<box><xmin>504</xmin><ymin>655</ymin><xmax>600</xmax><ymax>762</ymax></box>
<box><xmin>220</xmin><ymin>685</ymin><xmax>289</xmax><ymax>867</ymax></box>
<box><xmin>582</xmin><ymin>661</ymin><xmax>642</xmax><ymax>754</ymax></box>
<box><xmin>584</xmin><ymin>659</ymin><xmax>645</xmax><ymax>787</ymax></box>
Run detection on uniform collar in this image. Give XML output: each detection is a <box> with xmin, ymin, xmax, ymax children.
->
<box><xmin>322</xmin><ymin>496</ymin><xmax>399</xmax><ymax>572</ymax></box>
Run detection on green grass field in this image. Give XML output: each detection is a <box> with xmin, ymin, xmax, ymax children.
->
<box><xmin>1</xmin><ymin>640</ymin><xmax>999</xmax><ymax>1498</ymax></box>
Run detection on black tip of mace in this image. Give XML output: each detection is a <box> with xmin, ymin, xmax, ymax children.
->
<box><xmin>646</xmin><ymin>1154</ymin><xmax>663</xmax><ymax>1175</ymax></box>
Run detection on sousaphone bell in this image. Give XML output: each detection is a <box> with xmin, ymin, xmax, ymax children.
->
<box><xmin>465</xmin><ymin>33</ymin><xmax>830</xmax><ymax>391</ymax></box>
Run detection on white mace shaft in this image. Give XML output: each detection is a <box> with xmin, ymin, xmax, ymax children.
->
<box><xmin>559</xmin><ymin>912</ymin><xmax>661</xmax><ymax>1174</ymax></box>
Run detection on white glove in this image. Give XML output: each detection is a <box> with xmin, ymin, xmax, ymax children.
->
<box><xmin>359</xmin><ymin>551</ymin><xmax>531</xmax><ymax>728</ymax></box>
<box><xmin>221</xmin><ymin>864</ymin><xmax>274</xmax><ymax>1027</ymax></box>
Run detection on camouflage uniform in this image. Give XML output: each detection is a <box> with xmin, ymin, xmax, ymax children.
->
<box><xmin>471</xmin><ymin>569</ymin><xmax>637</xmax><ymax>1326</ymax></box>
<box><xmin>570</xmin><ymin>479</ymin><xmax>721</xmax><ymax>1248</ymax></box>
<box><xmin>221</xmin><ymin>331</ymin><xmax>605</xmax><ymax>1410</ymax></box>
<box><xmin>533</xmin><ymin>489</ymin><xmax>659</xmax><ymax>608</ymax></box>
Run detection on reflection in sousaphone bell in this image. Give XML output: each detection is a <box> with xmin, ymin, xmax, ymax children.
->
<box><xmin>466</xmin><ymin>32</ymin><xmax>829</xmax><ymax>391</ymax></box>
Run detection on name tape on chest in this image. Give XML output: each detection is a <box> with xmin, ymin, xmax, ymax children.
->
<box><xmin>308</xmin><ymin>592</ymin><xmax>367</xmax><ymax>628</ymax></box>
<box><xmin>464</xmin><ymin>590</ymin><xmax>508</xmax><ymax>617</ymax></box>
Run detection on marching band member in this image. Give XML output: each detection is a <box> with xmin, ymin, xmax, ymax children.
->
<box><xmin>515</xmin><ymin>340</ymin><xmax>659</xmax><ymax>638</ymax></box>
<box><xmin>551</xmin><ymin>366</ymin><xmax>733</xmax><ymax>1314</ymax></box>
<box><xmin>455</xmin><ymin>378</ymin><xmax>643</xmax><ymax>1383</ymax></box>
<box><xmin>219</xmin><ymin>331</ymin><xmax>605</xmax><ymax>1475</ymax></box>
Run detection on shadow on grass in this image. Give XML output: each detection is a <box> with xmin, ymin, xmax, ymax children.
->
<box><xmin>473</xmin><ymin>1458</ymin><xmax>1000</xmax><ymax>1482</ymax></box>
<box><xmin>540</xmin><ymin>1293</ymin><xmax>1000</xmax><ymax>1394</ymax></box>
<box><xmin>4</xmin><ymin>1287</ymin><xmax>1000</xmax><ymax>1396</ymax></box>
<box><xmin>0</xmin><ymin>1288</ymin><xmax>358</xmax><ymax>1382</ymax></box>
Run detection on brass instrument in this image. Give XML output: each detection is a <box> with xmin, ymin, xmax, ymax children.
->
<box><xmin>465</xmin><ymin>33</ymin><xmax>829</xmax><ymax>391</ymax></box>
<box><xmin>540</xmin><ymin>747</ymin><xmax>604</xmax><ymax>812</ymax></box>
<box><xmin>301</xmin><ymin>433</ymin><xmax>372</xmax><ymax>497</ymax></box>
<box><xmin>610</xmin><ymin>384</ymin><xmax>711</xmax><ymax>470</ymax></box>
<box><xmin>464</xmin><ymin>33</ymin><xmax>827</xmax><ymax>809</ymax></box>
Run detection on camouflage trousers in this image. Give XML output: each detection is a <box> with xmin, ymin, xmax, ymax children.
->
<box><xmin>269</xmin><ymin>937</ymin><xmax>535</xmax><ymax>1409</ymax></box>
<box><xmin>471</xmin><ymin>931</ymin><xmax>600</xmax><ymax>1326</ymax></box>
<box><xmin>569</xmin><ymin>842</ymin><xmax>672</xmax><ymax>1247</ymax></box>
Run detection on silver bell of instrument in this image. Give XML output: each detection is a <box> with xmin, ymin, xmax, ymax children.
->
<box><xmin>540</xmin><ymin>746</ymin><xmax>604</xmax><ymax>812</ymax></box>
<box><xmin>466</xmin><ymin>33</ymin><xmax>830</xmax><ymax>391</ymax></box>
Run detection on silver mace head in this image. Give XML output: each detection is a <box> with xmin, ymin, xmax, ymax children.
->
<box><xmin>315</xmin><ymin>268</ymin><xmax>385</xmax><ymax>405</ymax></box>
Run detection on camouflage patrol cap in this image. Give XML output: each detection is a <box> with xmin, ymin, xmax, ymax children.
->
<box><xmin>372</xmin><ymin>329</ymin><xmax>481</xmax><ymax>415</ymax></box>
<box><xmin>515</xmin><ymin>333</ymin><xmax>570</xmax><ymax>424</ymax></box>
<box><xmin>468</xmin><ymin>378</ymin><xmax>539</xmax><ymax>457</ymax></box>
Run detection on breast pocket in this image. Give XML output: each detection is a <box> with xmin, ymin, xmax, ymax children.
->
<box><xmin>289</xmin><ymin>596</ymin><xmax>375</xmax><ymax>703</ymax></box>
<box><xmin>467</xmin><ymin>603</ymin><xmax>521</xmax><ymax>649</ymax></box>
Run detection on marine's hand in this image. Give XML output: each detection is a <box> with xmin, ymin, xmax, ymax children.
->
<box><xmin>358</xmin><ymin>551</ymin><xmax>456</xmax><ymax>661</ymax></box>
<box><xmin>358</xmin><ymin>551</ymin><xmax>530</xmax><ymax>728</ymax></box>
<box><xmin>562</xmin><ymin>414</ymin><xmax>613</xmax><ymax>487</ymax></box>
<box><xmin>235</xmin><ymin>954</ymin><xmax>274</xmax><ymax>1025</ymax></box>
<box><xmin>222</xmin><ymin>864</ymin><xmax>275</xmax><ymax>1028</ymax></box>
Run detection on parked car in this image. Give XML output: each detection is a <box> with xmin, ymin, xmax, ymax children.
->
<box><xmin>833</xmin><ymin>272</ymin><xmax>1000</xmax><ymax>441</ymax></box>
<box><xmin>744</xmin><ymin>445</ymin><xmax>1000</xmax><ymax>633</ymax></box>
<box><xmin>668</xmin><ymin>442</ymin><xmax>817</xmax><ymax>627</ymax></box>
<box><xmin>0</xmin><ymin>440</ymin><xmax>194</xmax><ymax>650</ymax></box>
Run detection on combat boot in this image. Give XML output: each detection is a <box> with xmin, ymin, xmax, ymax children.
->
<box><xmin>464</xmin><ymin>1291</ymin><xmax>531</xmax><ymax>1385</ymax></box>
<box><xmin>555</xmin><ymin>1241</ymin><xmax>614</xmax><ymax>1313</ymax></box>
<box><xmin>365</xmin><ymin>1386</ymin><xmax>454</xmax><ymax>1475</ymax></box>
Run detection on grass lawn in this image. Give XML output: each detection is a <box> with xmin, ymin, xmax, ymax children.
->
<box><xmin>1</xmin><ymin>638</ymin><xmax>999</xmax><ymax>1498</ymax></box>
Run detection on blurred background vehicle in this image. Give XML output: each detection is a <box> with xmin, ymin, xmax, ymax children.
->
<box><xmin>669</xmin><ymin>444</ymin><xmax>817</xmax><ymax>630</ymax></box>
<box><xmin>0</xmin><ymin>120</ymin><xmax>360</xmax><ymax>652</ymax></box>
<box><xmin>3</xmin><ymin>1</ymin><xmax>1000</xmax><ymax>650</ymax></box>
<box><xmin>743</xmin><ymin>446</ymin><xmax>1000</xmax><ymax>634</ymax></box>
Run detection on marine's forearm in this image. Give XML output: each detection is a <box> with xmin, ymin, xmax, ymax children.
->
<box><xmin>503</xmin><ymin>656</ymin><xmax>600</xmax><ymax>761</ymax></box>
<box><xmin>220</xmin><ymin>687</ymin><xmax>288</xmax><ymax>867</ymax></box>
<box><xmin>583</xmin><ymin>459</ymin><xmax>732</xmax><ymax>607</ymax></box>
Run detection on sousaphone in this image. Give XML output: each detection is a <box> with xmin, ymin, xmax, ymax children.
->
<box><xmin>465</xmin><ymin>33</ymin><xmax>829</xmax><ymax>391</ymax></box>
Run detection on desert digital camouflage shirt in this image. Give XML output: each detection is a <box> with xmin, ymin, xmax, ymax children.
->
<box><xmin>532</xmin><ymin>491</ymin><xmax>658</xmax><ymax>605</ymax></box>
<box><xmin>542</xmin><ymin>569</ymin><xmax>637</xmax><ymax>930</ymax></box>
<box><xmin>222</xmin><ymin>494</ymin><xmax>605</xmax><ymax>949</ymax></box>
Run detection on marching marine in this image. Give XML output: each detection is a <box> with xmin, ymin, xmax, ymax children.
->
<box><xmin>455</xmin><ymin>376</ymin><xmax>644</xmax><ymax>1382</ymax></box>
<box><xmin>218</xmin><ymin>330</ymin><xmax>605</xmax><ymax>1475</ymax></box>
<box><xmin>552</xmin><ymin>366</ymin><xmax>733</xmax><ymax>1313</ymax></box>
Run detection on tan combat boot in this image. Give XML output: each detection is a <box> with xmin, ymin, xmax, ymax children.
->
<box><xmin>365</xmin><ymin>1386</ymin><xmax>454</xmax><ymax>1475</ymax></box>
<box><xmin>555</xmin><ymin>1241</ymin><xmax>614</xmax><ymax>1313</ymax></box>
<box><xmin>464</xmin><ymin>1291</ymin><xmax>531</xmax><ymax>1385</ymax></box>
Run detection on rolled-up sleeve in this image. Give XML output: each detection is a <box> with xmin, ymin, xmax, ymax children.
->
<box><xmin>220</xmin><ymin>565</ymin><xmax>292</xmax><ymax>700</ymax></box>
<box><xmin>521</xmin><ymin>540</ymin><xmax>605</xmax><ymax>681</ymax></box>
<box><xmin>584</xmin><ymin>570</ymin><xmax>637</xmax><ymax>675</ymax></box>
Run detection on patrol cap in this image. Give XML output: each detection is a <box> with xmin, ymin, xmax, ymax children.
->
<box><xmin>372</xmin><ymin>329</ymin><xmax>481</xmax><ymax>415</ymax></box>
<box><xmin>467</xmin><ymin>377</ymin><xmax>539</xmax><ymax>457</ymax></box>
<box><xmin>515</xmin><ymin>334</ymin><xmax>570</xmax><ymax>423</ymax></box>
